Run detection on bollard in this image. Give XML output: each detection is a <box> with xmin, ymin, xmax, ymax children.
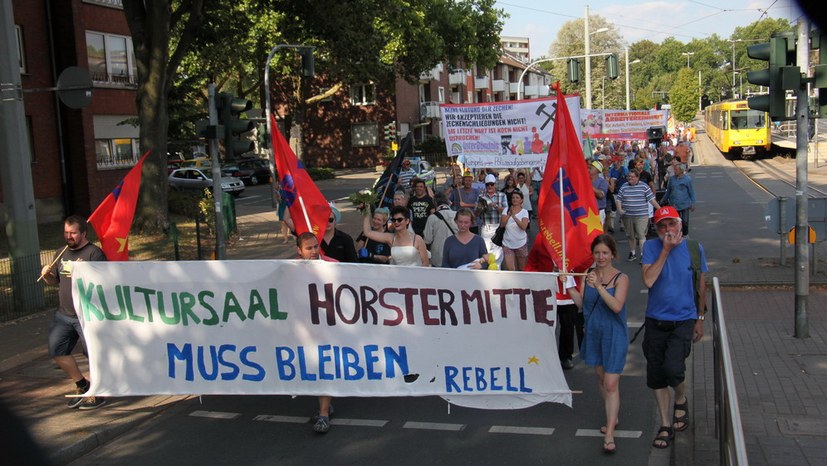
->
<box><xmin>779</xmin><ymin>196</ymin><xmax>787</xmax><ymax>266</ymax></box>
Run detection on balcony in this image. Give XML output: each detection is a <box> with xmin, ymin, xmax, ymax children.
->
<box><xmin>510</xmin><ymin>82</ymin><xmax>521</xmax><ymax>94</ymax></box>
<box><xmin>91</xmin><ymin>70</ymin><xmax>138</xmax><ymax>88</ymax></box>
<box><xmin>474</xmin><ymin>77</ymin><xmax>489</xmax><ymax>90</ymax></box>
<box><xmin>420</xmin><ymin>101</ymin><xmax>441</xmax><ymax>120</ymax></box>
<box><xmin>524</xmin><ymin>85</ymin><xmax>540</xmax><ymax>97</ymax></box>
<box><xmin>419</xmin><ymin>63</ymin><xmax>443</xmax><ymax>82</ymax></box>
<box><xmin>492</xmin><ymin>79</ymin><xmax>507</xmax><ymax>92</ymax></box>
<box><xmin>449</xmin><ymin>70</ymin><xmax>466</xmax><ymax>86</ymax></box>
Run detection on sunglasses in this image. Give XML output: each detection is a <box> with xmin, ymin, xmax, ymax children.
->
<box><xmin>391</xmin><ymin>217</ymin><xmax>406</xmax><ymax>223</ymax></box>
<box><xmin>328</xmin><ymin>217</ymin><xmax>335</xmax><ymax>223</ymax></box>
<box><xmin>485</xmin><ymin>182</ymin><xmax>496</xmax><ymax>186</ymax></box>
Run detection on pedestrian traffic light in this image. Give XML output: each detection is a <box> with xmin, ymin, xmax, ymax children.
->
<box><xmin>217</xmin><ymin>92</ymin><xmax>254</xmax><ymax>160</ymax></box>
<box><xmin>746</xmin><ymin>33</ymin><xmax>797</xmax><ymax>120</ymax></box>
<box><xmin>567</xmin><ymin>58</ymin><xmax>580</xmax><ymax>83</ymax></box>
<box><xmin>605</xmin><ymin>54</ymin><xmax>619</xmax><ymax>80</ymax></box>
<box><xmin>383</xmin><ymin>123</ymin><xmax>397</xmax><ymax>141</ymax></box>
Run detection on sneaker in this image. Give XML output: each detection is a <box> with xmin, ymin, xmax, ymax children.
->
<box><xmin>67</xmin><ymin>383</ymin><xmax>89</xmax><ymax>409</ymax></box>
<box><xmin>78</xmin><ymin>396</ymin><xmax>106</xmax><ymax>410</ymax></box>
<box><xmin>627</xmin><ymin>252</ymin><xmax>637</xmax><ymax>262</ymax></box>
<box><xmin>313</xmin><ymin>415</ymin><xmax>330</xmax><ymax>433</ymax></box>
<box><xmin>561</xmin><ymin>359</ymin><xmax>574</xmax><ymax>370</ymax></box>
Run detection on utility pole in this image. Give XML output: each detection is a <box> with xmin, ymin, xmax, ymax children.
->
<box><xmin>794</xmin><ymin>19</ymin><xmax>809</xmax><ymax>338</ymax></box>
<box><xmin>207</xmin><ymin>84</ymin><xmax>226</xmax><ymax>260</ymax></box>
<box><xmin>0</xmin><ymin>0</ymin><xmax>44</xmax><ymax>310</ymax></box>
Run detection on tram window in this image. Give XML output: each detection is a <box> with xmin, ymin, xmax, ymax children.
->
<box><xmin>720</xmin><ymin>113</ymin><xmax>728</xmax><ymax>130</ymax></box>
<box><xmin>731</xmin><ymin>110</ymin><xmax>765</xmax><ymax>129</ymax></box>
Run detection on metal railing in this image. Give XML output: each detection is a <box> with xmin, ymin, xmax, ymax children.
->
<box><xmin>711</xmin><ymin>277</ymin><xmax>749</xmax><ymax>465</ymax></box>
<box><xmin>0</xmin><ymin>250</ymin><xmax>61</xmax><ymax>322</ymax></box>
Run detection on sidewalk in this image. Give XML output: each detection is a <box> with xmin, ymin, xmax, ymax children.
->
<box><xmin>2</xmin><ymin>162</ymin><xmax>827</xmax><ymax>464</ymax></box>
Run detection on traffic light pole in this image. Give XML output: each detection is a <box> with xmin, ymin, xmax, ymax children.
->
<box><xmin>793</xmin><ymin>19</ymin><xmax>809</xmax><ymax>338</ymax></box>
<box><xmin>208</xmin><ymin>84</ymin><xmax>227</xmax><ymax>260</ymax></box>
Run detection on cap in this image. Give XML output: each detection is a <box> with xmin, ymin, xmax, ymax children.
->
<box><xmin>462</xmin><ymin>170</ymin><xmax>473</xmax><ymax>178</ymax></box>
<box><xmin>484</xmin><ymin>174</ymin><xmax>497</xmax><ymax>184</ymax></box>
<box><xmin>654</xmin><ymin>206</ymin><xmax>680</xmax><ymax>224</ymax></box>
<box><xmin>328</xmin><ymin>202</ymin><xmax>341</xmax><ymax>223</ymax></box>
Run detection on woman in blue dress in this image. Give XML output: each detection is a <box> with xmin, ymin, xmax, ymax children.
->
<box><xmin>567</xmin><ymin>234</ymin><xmax>629</xmax><ymax>454</ymax></box>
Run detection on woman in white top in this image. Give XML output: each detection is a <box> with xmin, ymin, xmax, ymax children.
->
<box><xmin>362</xmin><ymin>205</ymin><xmax>429</xmax><ymax>266</ymax></box>
<box><xmin>500</xmin><ymin>190</ymin><xmax>530</xmax><ymax>271</ymax></box>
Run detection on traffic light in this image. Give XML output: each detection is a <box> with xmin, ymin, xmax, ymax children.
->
<box><xmin>605</xmin><ymin>54</ymin><xmax>619</xmax><ymax>80</ymax></box>
<box><xmin>813</xmin><ymin>32</ymin><xmax>827</xmax><ymax>118</ymax></box>
<box><xmin>746</xmin><ymin>33</ymin><xmax>796</xmax><ymax>120</ymax></box>
<box><xmin>217</xmin><ymin>92</ymin><xmax>254</xmax><ymax>160</ymax></box>
<box><xmin>383</xmin><ymin>122</ymin><xmax>397</xmax><ymax>141</ymax></box>
<box><xmin>567</xmin><ymin>58</ymin><xmax>580</xmax><ymax>83</ymax></box>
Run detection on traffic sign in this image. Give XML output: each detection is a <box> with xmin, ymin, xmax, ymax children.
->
<box><xmin>788</xmin><ymin>226</ymin><xmax>816</xmax><ymax>244</ymax></box>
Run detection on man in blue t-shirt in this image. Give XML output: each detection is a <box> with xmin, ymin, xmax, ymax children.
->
<box><xmin>641</xmin><ymin>206</ymin><xmax>708</xmax><ymax>450</ymax></box>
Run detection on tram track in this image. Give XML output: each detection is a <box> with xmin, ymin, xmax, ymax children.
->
<box><xmin>732</xmin><ymin>156</ymin><xmax>827</xmax><ymax>198</ymax></box>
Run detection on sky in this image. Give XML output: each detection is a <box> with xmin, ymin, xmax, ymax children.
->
<box><xmin>497</xmin><ymin>0</ymin><xmax>806</xmax><ymax>59</ymax></box>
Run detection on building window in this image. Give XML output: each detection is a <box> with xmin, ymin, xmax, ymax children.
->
<box><xmin>350</xmin><ymin>84</ymin><xmax>375</xmax><ymax>106</ymax></box>
<box><xmin>351</xmin><ymin>122</ymin><xmax>378</xmax><ymax>147</ymax></box>
<box><xmin>95</xmin><ymin>139</ymin><xmax>139</xmax><ymax>168</ymax></box>
<box><xmin>86</xmin><ymin>31</ymin><xmax>137</xmax><ymax>86</ymax></box>
<box><xmin>15</xmin><ymin>25</ymin><xmax>26</xmax><ymax>73</ymax></box>
<box><xmin>438</xmin><ymin>87</ymin><xmax>445</xmax><ymax>103</ymax></box>
<box><xmin>26</xmin><ymin>116</ymin><xmax>35</xmax><ymax>163</ymax></box>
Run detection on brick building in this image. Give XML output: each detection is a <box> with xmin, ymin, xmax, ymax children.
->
<box><xmin>10</xmin><ymin>0</ymin><xmax>139</xmax><ymax>223</ymax></box>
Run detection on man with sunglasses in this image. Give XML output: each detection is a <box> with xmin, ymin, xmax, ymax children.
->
<box><xmin>477</xmin><ymin>173</ymin><xmax>507</xmax><ymax>267</ymax></box>
<box><xmin>320</xmin><ymin>204</ymin><xmax>358</xmax><ymax>263</ymax></box>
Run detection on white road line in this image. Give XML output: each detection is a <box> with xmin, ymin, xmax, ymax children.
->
<box><xmin>253</xmin><ymin>414</ymin><xmax>309</xmax><ymax>424</ymax></box>
<box><xmin>330</xmin><ymin>418</ymin><xmax>388</xmax><ymax>427</ymax></box>
<box><xmin>190</xmin><ymin>410</ymin><xmax>241</xmax><ymax>420</ymax></box>
<box><xmin>489</xmin><ymin>426</ymin><xmax>555</xmax><ymax>436</ymax></box>
<box><xmin>628</xmin><ymin>320</ymin><xmax>644</xmax><ymax>328</ymax></box>
<box><xmin>235</xmin><ymin>195</ymin><xmax>263</xmax><ymax>202</ymax></box>
<box><xmin>575</xmin><ymin>428</ymin><xmax>642</xmax><ymax>439</ymax></box>
<box><xmin>404</xmin><ymin>421</ymin><xmax>465</xmax><ymax>431</ymax></box>
<box><xmin>639</xmin><ymin>289</ymin><xmax>649</xmax><ymax>294</ymax></box>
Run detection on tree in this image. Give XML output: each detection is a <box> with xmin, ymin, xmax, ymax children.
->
<box><xmin>122</xmin><ymin>0</ymin><xmax>205</xmax><ymax>232</ymax></box>
<box><xmin>670</xmin><ymin>68</ymin><xmax>699</xmax><ymax>123</ymax></box>
<box><xmin>548</xmin><ymin>15</ymin><xmax>624</xmax><ymax>109</ymax></box>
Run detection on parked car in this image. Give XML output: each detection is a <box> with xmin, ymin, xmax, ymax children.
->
<box><xmin>168</xmin><ymin>168</ymin><xmax>245</xmax><ymax>197</ymax></box>
<box><xmin>181</xmin><ymin>157</ymin><xmax>212</xmax><ymax>169</ymax></box>
<box><xmin>221</xmin><ymin>164</ymin><xmax>256</xmax><ymax>185</ymax></box>
<box><xmin>236</xmin><ymin>158</ymin><xmax>272</xmax><ymax>185</ymax></box>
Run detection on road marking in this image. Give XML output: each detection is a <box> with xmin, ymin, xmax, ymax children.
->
<box><xmin>639</xmin><ymin>289</ymin><xmax>648</xmax><ymax>294</ymax></box>
<box><xmin>404</xmin><ymin>421</ymin><xmax>465</xmax><ymax>431</ymax></box>
<box><xmin>190</xmin><ymin>410</ymin><xmax>241</xmax><ymax>419</ymax></box>
<box><xmin>576</xmin><ymin>429</ymin><xmax>642</xmax><ymax>438</ymax></box>
<box><xmin>331</xmin><ymin>418</ymin><xmax>388</xmax><ymax>427</ymax></box>
<box><xmin>489</xmin><ymin>426</ymin><xmax>555</xmax><ymax>436</ymax></box>
<box><xmin>235</xmin><ymin>195</ymin><xmax>263</xmax><ymax>202</ymax></box>
<box><xmin>253</xmin><ymin>414</ymin><xmax>309</xmax><ymax>424</ymax></box>
<box><xmin>628</xmin><ymin>320</ymin><xmax>644</xmax><ymax>328</ymax></box>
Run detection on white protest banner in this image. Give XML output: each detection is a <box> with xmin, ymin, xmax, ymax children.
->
<box><xmin>440</xmin><ymin>97</ymin><xmax>582</xmax><ymax>169</ymax></box>
<box><xmin>72</xmin><ymin>261</ymin><xmax>571</xmax><ymax>409</ymax></box>
<box><xmin>580</xmin><ymin>109</ymin><xmax>668</xmax><ymax>140</ymax></box>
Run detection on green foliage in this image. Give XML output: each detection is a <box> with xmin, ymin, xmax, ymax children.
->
<box><xmin>306</xmin><ymin>167</ymin><xmax>336</xmax><ymax>180</ymax></box>
<box><xmin>670</xmin><ymin>68</ymin><xmax>700</xmax><ymax>123</ymax></box>
<box><xmin>168</xmin><ymin>189</ymin><xmax>204</xmax><ymax>218</ymax></box>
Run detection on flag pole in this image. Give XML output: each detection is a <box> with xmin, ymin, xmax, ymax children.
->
<box><xmin>558</xmin><ymin>166</ymin><xmax>567</xmax><ymax>273</ymax></box>
<box><xmin>297</xmin><ymin>195</ymin><xmax>314</xmax><ymax>233</ymax></box>
<box><xmin>377</xmin><ymin>146</ymin><xmax>401</xmax><ymax>209</ymax></box>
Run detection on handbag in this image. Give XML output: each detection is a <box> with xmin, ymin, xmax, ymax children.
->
<box><xmin>491</xmin><ymin>225</ymin><xmax>506</xmax><ymax>247</ymax></box>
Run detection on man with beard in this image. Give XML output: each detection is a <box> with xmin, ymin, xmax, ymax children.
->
<box><xmin>407</xmin><ymin>178</ymin><xmax>435</xmax><ymax>237</ymax></box>
<box><xmin>641</xmin><ymin>206</ymin><xmax>708</xmax><ymax>450</ymax></box>
<box><xmin>39</xmin><ymin>215</ymin><xmax>107</xmax><ymax>410</ymax></box>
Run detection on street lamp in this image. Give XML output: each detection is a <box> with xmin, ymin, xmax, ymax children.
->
<box><xmin>584</xmin><ymin>5</ymin><xmax>609</xmax><ymax>109</ymax></box>
<box><xmin>625</xmin><ymin>46</ymin><xmax>640</xmax><ymax>110</ymax></box>
<box><xmin>681</xmin><ymin>51</ymin><xmax>694</xmax><ymax>68</ymax></box>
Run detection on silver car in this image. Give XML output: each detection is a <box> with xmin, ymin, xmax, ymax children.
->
<box><xmin>168</xmin><ymin>168</ymin><xmax>245</xmax><ymax>197</ymax></box>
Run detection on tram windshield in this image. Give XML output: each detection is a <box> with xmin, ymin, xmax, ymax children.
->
<box><xmin>730</xmin><ymin>109</ymin><xmax>766</xmax><ymax>130</ymax></box>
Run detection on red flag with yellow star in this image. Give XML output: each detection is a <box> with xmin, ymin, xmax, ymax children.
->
<box><xmin>525</xmin><ymin>84</ymin><xmax>603</xmax><ymax>273</ymax></box>
<box><xmin>88</xmin><ymin>150</ymin><xmax>148</xmax><ymax>261</ymax></box>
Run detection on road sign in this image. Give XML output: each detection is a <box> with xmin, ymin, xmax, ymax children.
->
<box><xmin>788</xmin><ymin>226</ymin><xmax>816</xmax><ymax>244</ymax></box>
<box><xmin>56</xmin><ymin>67</ymin><xmax>92</xmax><ymax>109</ymax></box>
<box><xmin>765</xmin><ymin>197</ymin><xmax>827</xmax><ymax>241</ymax></box>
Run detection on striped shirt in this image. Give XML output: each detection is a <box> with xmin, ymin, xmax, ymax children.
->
<box><xmin>478</xmin><ymin>191</ymin><xmax>507</xmax><ymax>225</ymax></box>
<box><xmin>617</xmin><ymin>182</ymin><xmax>655</xmax><ymax>217</ymax></box>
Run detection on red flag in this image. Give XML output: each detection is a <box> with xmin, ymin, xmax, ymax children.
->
<box><xmin>270</xmin><ymin>114</ymin><xmax>330</xmax><ymax>243</ymax></box>
<box><xmin>525</xmin><ymin>84</ymin><xmax>603</xmax><ymax>273</ymax></box>
<box><xmin>88</xmin><ymin>151</ymin><xmax>149</xmax><ymax>261</ymax></box>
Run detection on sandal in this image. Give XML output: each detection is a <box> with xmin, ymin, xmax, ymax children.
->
<box><xmin>673</xmin><ymin>399</ymin><xmax>689</xmax><ymax>432</ymax></box>
<box><xmin>652</xmin><ymin>426</ymin><xmax>674</xmax><ymax>449</ymax></box>
<box><xmin>600</xmin><ymin>421</ymin><xmax>619</xmax><ymax>434</ymax></box>
<box><xmin>603</xmin><ymin>440</ymin><xmax>617</xmax><ymax>454</ymax></box>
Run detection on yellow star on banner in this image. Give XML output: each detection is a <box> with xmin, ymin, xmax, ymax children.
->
<box><xmin>528</xmin><ymin>356</ymin><xmax>539</xmax><ymax>365</ymax></box>
<box><xmin>578</xmin><ymin>207</ymin><xmax>604</xmax><ymax>235</ymax></box>
<box><xmin>116</xmin><ymin>237</ymin><xmax>128</xmax><ymax>253</ymax></box>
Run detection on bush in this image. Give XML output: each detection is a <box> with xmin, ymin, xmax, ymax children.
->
<box><xmin>307</xmin><ymin>167</ymin><xmax>336</xmax><ymax>180</ymax></box>
<box><xmin>168</xmin><ymin>189</ymin><xmax>204</xmax><ymax>217</ymax></box>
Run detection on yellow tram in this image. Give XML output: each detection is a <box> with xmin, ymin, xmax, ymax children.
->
<box><xmin>704</xmin><ymin>100</ymin><xmax>771</xmax><ymax>159</ymax></box>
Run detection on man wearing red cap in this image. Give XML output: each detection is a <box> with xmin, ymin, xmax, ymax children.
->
<box><xmin>641</xmin><ymin>206</ymin><xmax>708</xmax><ymax>450</ymax></box>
